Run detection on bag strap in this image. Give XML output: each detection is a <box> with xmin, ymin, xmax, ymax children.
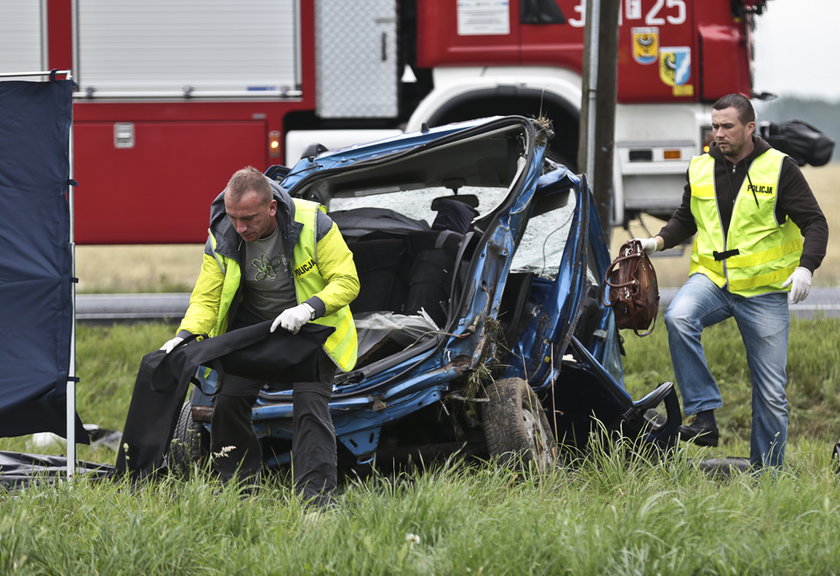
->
<box><xmin>604</xmin><ymin>258</ymin><xmax>643</xmax><ymax>288</ymax></box>
<box><xmin>632</xmin><ymin>309</ymin><xmax>657</xmax><ymax>338</ymax></box>
<box><xmin>602</xmin><ymin>258</ymin><xmax>632</xmax><ymax>306</ymax></box>
<box><xmin>602</xmin><ymin>241</ymin><xmax>644</xmax><ymax>305</ymax></box>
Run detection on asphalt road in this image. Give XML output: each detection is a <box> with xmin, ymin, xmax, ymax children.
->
<box><xmin>76</xmin><ymin>288</ymin><xmax>840</xmax><ymax>323</ymax></box>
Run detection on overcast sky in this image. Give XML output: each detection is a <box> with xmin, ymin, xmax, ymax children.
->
<box><xmin>752</xmin><ymin>0</ymin><xmax>840</xmax><ymax>101</ymax></box>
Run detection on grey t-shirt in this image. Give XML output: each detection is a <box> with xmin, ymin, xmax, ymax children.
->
<box><xmin>242</xmin><ymin>227</ymin><xmax>297</xmax><ymax>319</ymax></box>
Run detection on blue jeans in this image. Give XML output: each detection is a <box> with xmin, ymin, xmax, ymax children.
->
<box><xmin>664</xmin><ymin>274</ymin><xmax>790</xmax><ymax>468</ymax></box>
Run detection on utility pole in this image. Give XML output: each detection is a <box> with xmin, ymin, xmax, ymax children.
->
<box><xmin>578</xmin><ymin>0</ymin><xmax>620</xmax><ymax>243</ymax></box>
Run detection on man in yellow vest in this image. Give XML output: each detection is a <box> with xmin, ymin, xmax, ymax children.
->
<box><xmin>636</xmin><ymin>94</ymin><xmax>827</xmax><ymax>468</ymax></box>
<box><xmin>160</xmin><ymin>166</ymin><xmax>360</xmax><ymax>503</ymax></box>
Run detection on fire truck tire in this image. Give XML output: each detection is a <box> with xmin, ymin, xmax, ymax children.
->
<box><xmin>167</xmin><ymin>402</ymin><xmax>210</xmax><ymax>478</ymax></box>
<box><xmin>482</xmin><ymin>377</ymin><xmax>557</xmax><ymax>471</ymax></box>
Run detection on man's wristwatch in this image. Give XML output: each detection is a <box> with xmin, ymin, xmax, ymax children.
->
<box><xmin>303</xmin><ymin>302</ymin><xmax>316</xmax><ymax>320</ymax></box>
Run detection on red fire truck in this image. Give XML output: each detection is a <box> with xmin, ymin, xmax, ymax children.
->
<box><xmin>1</xmin><ymin>0</ymin><xmax>768</xmax><ymax>243</ymax></box>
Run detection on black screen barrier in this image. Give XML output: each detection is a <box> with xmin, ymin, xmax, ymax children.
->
<box><xmin>0</xmin><ymin>78</ymin><xmax>86</xmax><ymax>440</ymax></box>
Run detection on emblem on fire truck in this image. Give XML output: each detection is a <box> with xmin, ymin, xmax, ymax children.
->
<box><xmin>632</xmin><ymin>27</ymin><xmax>659</xmax><ymax>65</ymax></box>
<box><xmin>659</xmin><ymin>46</ymin><xmax>691</xmax><ymax>86</ymax></box>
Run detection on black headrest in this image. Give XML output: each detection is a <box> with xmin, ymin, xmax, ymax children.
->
<box><xmin>431</xmin><ymin>197</ymin><xmax>479</xmax><ymax>234</ymax></box>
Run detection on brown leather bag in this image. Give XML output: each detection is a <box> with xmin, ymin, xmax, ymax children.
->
<box><xmin>603</xmin><ymin>240</ymin><xmax>660</xmax><ymax>337</ymax></box>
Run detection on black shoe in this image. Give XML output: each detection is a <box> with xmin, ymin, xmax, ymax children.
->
<box><xmin>678</xmin><ymin>411</ymin><xmax>719</xmax><ymax>447</ymax></box>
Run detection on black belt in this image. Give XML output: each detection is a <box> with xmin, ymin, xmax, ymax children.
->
<box><xmin>713</xmin><ymin>249</ymin><xmax>740</xmax><ymax>261</ymax></box>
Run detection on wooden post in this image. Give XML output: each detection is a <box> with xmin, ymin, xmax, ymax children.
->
<box><xmin>579</xmin><ymin>0</ymin><xmax>620</xmax><ymax>243</ymax></box>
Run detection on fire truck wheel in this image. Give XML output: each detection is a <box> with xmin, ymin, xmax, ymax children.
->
<box><xmin>167</xmin><ymin>402</ymin><xmax>210</xmax><ymax>478</ymax></box>
<box><xmin>482</xmin><ymin>377</ymin><xmax>557</xmax><ymax>471</ymax></box>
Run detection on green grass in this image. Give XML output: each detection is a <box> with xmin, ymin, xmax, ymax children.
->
<box><xmin>1</xmin><ymin>320</ymin><xmax>839</xmax><ymax>575</ymax></box>
<box><xmin>2</xmin><ymin>445</ymin><xmax>839</xmax><ymax>575</ymax></box>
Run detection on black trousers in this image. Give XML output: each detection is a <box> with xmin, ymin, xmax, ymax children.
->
<box><xmin>210</xmin><ymin>312</ymin><xmax>337</xmax><ymax>501</ymax></box>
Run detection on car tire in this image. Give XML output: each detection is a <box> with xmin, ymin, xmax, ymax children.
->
<box><xmin>482</xmin><ymin>377</ymin><xmax>557</xmax><ymax>471</ymax></box>
<box><xmin>167</xmin><ymin>402</ymin><xmax>210</xmax><ymax>478</ymax></box>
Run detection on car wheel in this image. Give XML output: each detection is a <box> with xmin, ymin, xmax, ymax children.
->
<box><xmin>167</xmin><ymin>402</ymin><xmax>210</xmax><ymax>478</ymax></box>
<box><xmin>482</xmin><ymin>377</ymin><xmax>557</xmax><ymax>471</ymax></box>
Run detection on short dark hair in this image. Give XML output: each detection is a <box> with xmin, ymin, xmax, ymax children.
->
<box><xmin>225</xmin><ymin>166</ymin><xmax>273</xmax><ymax>203</ymax></box>
<box><xmin>712</xmin><ymin>93</ymin><xmax>755</xmax><ymax>124</ymax></box>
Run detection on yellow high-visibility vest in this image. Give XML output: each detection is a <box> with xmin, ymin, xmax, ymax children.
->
<box><xmin>688</xmin><ymin>149</ymin><xmax>802</xmax><ymax>297</ymax></box>
<box><xmin>290</xmin><ymin>200</ymin><xmax>357</xmax><ymax>372</ymax></box>
<box><xmin>194</xmin><ymin>199</ymin><xmax>358</xmax><ymax>371</ymax></box>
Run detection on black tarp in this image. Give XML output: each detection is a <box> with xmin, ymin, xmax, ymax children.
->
<box><xmin>115</xmin><ymin>321</ymin><xmax>334</xmax><ymax>479</ymax></box>
<box><xmin>0</xmin><ymin>78</ymin><xmax>86</xmax><ymax>440</ymax></box>
<box><xmin>0</xmin><ymin>451</ymin><xmax>112</xmax><ymax>489</ymax></box>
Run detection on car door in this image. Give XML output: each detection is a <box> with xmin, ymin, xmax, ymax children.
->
<box><xmin>497</xmin><ymin>166</ymin><xmax>597</xmax><ymax>389</ymax></box>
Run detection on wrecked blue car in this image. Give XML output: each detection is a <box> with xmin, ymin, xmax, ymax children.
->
<box><xmin>169</xmin><ymin>115</ymin><xmax>680</xmax><ymax>473</ymax></box>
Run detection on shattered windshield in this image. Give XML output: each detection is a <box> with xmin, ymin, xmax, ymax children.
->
<box><xmin>509</xmin><ymin>188</ymin><xmax>577</xmax><ymax>279</ymax></box>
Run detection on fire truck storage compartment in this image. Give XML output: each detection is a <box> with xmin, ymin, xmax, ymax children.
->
<box><xmin>0</xmin><ymin>0</ymin><xmax>43</xmax><ymax>72</ymax></box>
<box><xmin>74</xmin><ymin>0</ymin><xmax>300</xmax><ymax>98</ymax></box>
<box><xmin>74</xmin><ymin>120</ymin><xmax>267</xmax><ymax>244</ymax></box>
<box><xmin>315</xmin><ymin>0</ymin><xmax>398</xmax><ymax>118</ymax></box>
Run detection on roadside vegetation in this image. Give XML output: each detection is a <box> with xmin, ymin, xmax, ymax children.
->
<box><xmin>2</xmin><ymin>443</ymin><xmax>839</xmax><ymax>575</ymax></box>
<box><xmin>1</xmin><ymin>319</ymin><xmax>838</xmax><ymax>575</ymax></box>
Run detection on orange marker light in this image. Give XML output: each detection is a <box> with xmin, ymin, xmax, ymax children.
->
<box><xmin>269</xmin><ymin>130</ymin><xmax>281</xmax><ymax>158</ymax></box>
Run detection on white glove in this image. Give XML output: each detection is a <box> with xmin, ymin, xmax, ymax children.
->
<box><xmin>270</xmin><ymin>303</ymin><xmax>314</xmax><ymax>334</ymax></box>
<box><xmin>160</xmin><ymin>336</ymin><xmax>185</xmax><ymax>354</ymax></box>
<box><xmin>781</xmin><ymin>267</ymin><xmax>812</xmax><ymax>304</ymax></box>
<box><xmin>634</xmin><ymin>237</ymin><xmax>658</xmax><ymax>255</ymax></box>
